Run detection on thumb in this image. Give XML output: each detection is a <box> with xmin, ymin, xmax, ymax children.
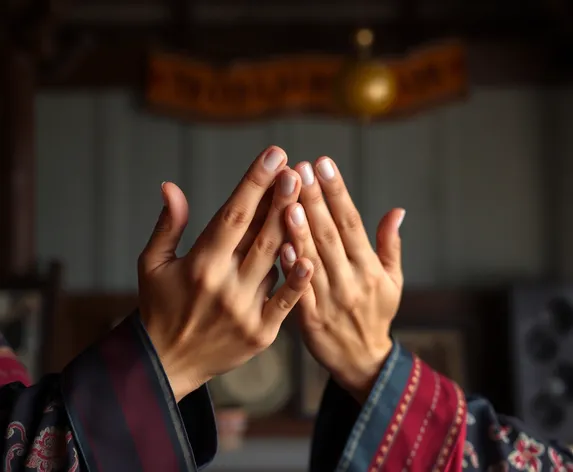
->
<box><xmin>139</xmin><ymin>182</ymin><xmax>189</xmax><ymax>272</ymax></box>
<box><xmin>376</xmin><ymin>208</ymin><xmax>405</xmax><ymax>287</ymax></box>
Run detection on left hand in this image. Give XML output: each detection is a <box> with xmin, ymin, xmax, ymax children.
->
<box><xmin>280</xmin><ymin>157</ymin><xmax>405</xmax><ymax>403</ymax></box>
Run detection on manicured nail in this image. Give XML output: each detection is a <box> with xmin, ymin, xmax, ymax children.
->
<box><xmin>299</xmin><ymin>164</ymin><xmax>315</xmax><ymax>186</ymax></box>
<box><xmin>397</xmin><ymin>209</ymin><xmax>406</xmax><ymax>230</ymax></box>
<box><xmin>295</xmin><ymin>262</ymin><xmax>309</xmax><ymax>278</ymax></box>
<box><xmin>317</xmin><ymin>159</ymin><xmax>335</xmax><ymax>180</ymax></box>
<box><xmin>284</xmin><ymin>245</ymin><xmax>296</xmax><ymax>263</ymax></box>
<box><xmin>291</xmin><ymin>206</ymin><xmax>305</xmax><ymax>226</ymax></box>
<box><xmin>263</xmin><ymin>148</ymin><xmax>285</xmax><ymax>172</ymax></box>
<box><xmin>161</xmin><ymin>181</ymin><xmax>168</xmax><ymax>206</ymax></box>
<box><xmin>280</xmin><ymin>173</ymin><xmax>296</xmax><ymax>196</ymax></box>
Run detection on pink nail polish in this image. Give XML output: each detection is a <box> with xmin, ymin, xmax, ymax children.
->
<box><xmin>317</xmin><ymin>159</ymin><xmax>335</xmax><ymax>180</ymax></box>
<box><xmin>299</xmin><ymin>164</ymin><xmax>315</xmax><ymax>186</ymax></box>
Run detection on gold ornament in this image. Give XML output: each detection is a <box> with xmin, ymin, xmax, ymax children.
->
<box><xmin>337</xmin><ymin>28</ymin><xmax>397</xmax><ymax>118</ymax></box>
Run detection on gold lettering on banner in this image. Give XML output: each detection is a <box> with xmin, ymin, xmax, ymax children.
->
<box><xmin>145</xmin><ymin>41</ymin><xmax>468</xmax><ymax>121</ymax></box>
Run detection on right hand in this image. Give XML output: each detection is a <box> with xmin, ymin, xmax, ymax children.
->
<box><xmin>137</xmin><ymin>146</ymin><xmax>314</xmax><ymax>401</ymax></box>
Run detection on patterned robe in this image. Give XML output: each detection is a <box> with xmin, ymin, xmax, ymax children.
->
<box><xmin>0</xmin><ymin>313</ymin><xmax>570</xmax><ymax>471</ymax></box>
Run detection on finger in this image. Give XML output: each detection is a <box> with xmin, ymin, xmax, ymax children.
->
<box><xmin>240</xmin><ymin>168</ymin><xmax>301</xmax><ymax>287</ymax></box>
<box><xmin>235</xmin><ymin>187</ymin><xmax>274</xmax><ymax>259</ymax></box>
<box><xmin>314</xmin><ymin>157</ymin><xmax>373</xmax><ymax>262</ymax></box>
<box><xmin>279</xmin><ymin>242</ymin><xmax>297</xmax><ymax>275</ymax></box>
<box><xmin>263</xmin><ymin>258</ymin><xmax>315</xmax><ymax>330</ymax></box>
<box><xmin>376</xmin><ymin>208</ymin><xmax>406</xmax><ymax>287</ymax></box>
<box><xmin>205</xmin><ymin>146</ymin><xmax>287</xmax><ymax>256</ymax></box>
<box><xmin>139</xmin><ymin>182</ymin><xmax>188</xmax><ymax>273</ymax></box>
<box><xmin>295</xmin><ymin>162</ymin><xmax>351</xmax><ymax>281</ymax></box>
<box><xmin>285</xmin><ymin>203</ymin><xmax>330</xmax><ymax>296</ymax></box>
<box><xmin>280</xmin><ymin>243</ymin><xmax>315</xmax><ymax>313</ymax></box>
<box><xmin>256</xmin><ymin>265</ymin><xmax>280</xmax><ymax>300</ymax></box>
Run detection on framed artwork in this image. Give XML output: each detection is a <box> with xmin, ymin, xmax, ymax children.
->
<box><xmin>299</xmin><ymin>346</ymin><xmax>329</xmax><ymax>417</ymax></box>
<box><xmin>0</xmin><ymin>289</ymin><xmax>45</xmax><ymax>381</ymax></box>
<box><xmin>393</xmin><ymin>327</ymin><xmax>468</xmax><ymax>389</ymax></box>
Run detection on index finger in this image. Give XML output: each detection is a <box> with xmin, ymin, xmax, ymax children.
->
<box><xmin>207</xmin><ymin>146</ymin><xmax>287</xmax><ymax>255</ymax></box>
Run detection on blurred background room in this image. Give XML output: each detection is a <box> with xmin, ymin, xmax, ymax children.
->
<box><xmin>3</xmin><ymin>0</ymin><xmax>573</xmax><ymax>470</ymax></box>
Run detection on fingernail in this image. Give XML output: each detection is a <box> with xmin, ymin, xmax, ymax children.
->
<box><xmin>291</xmin><ymin>206</ymin><xmax>305</xmax><ymax>226</ymax></box>
<box><xmin>161</xmin><ymin>181</ymin><xmax>168</xmax><ymax>206</ymax></box>
<box><xmin>317</xmin><ymin>159</ymin><xmax>335</xmax><ymax>180</ymax></box>
<box><xmin>285</xmin><ymin>245</ymin><xmax>296</xmax><ymax>263</ymax></box>
<box><xmin>397</xmin><ymin>209</ymin><xmax>406</xmax><ymax>230</ymax></box>
<box><xmin>263</xmin><ymin>148</ymin><xmax>285</xmax><ymax>172</ymax></box>
<box><xmin>295</xmin><ymin>262</ymin><xmax>309</xmax><ymax>278</ymax></box>
<box><xmin>280</xmin><ymin>173</ymin><xmax>296</xmax><ymax>196</ymax></box>
<box><xmin>299</xmin><ymin>164</ymin><xmax>315</xmax><ymax>186</ymax></box>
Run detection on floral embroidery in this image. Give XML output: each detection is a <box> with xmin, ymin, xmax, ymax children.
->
<box><xmin>5</xmin><ymin>422</ymin><xmax>27</xmax><ymax>472</ymax></box>
<box><xmin>489</xmin><ymin>424</ymin><xmax>512</xmax><ymax>444</ymax></box>
<box><xmin>508</xmin><ymin>432</ymin><xmax>545</xmax><ymax>472</ymax></box>
<box><xmin>549</xmin><ymin>447</ymin><xmax>573</xmax><ymax>472</ymax></box>
<box><xmin>463</xmin><ymin>441</ymin><xmax>479</xmax><ymax>469</ymax></box>
<box><xmin>66</xmin><ymin>430</ymin><xmax>80</xmax><ymax>472</ymax></box>
<box><xmin>25</xmin><ymin>426</ymin><xmax>67</xmax><ymax>472</ymax></box>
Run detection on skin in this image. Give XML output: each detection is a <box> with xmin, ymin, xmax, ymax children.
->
<box><xmin>281</xmin><ymin>156</ymin><xmax>405</xmax><ymax>404</ymax></box>
<box><xmin>136</xmin><ymin>146</ymin><xmax>404</xmax><ymax>406</ymax></box>
<box><xmin>137</xmin><ymin>146</ymin><xmax>314</xmax><ymax>402</ymax></box>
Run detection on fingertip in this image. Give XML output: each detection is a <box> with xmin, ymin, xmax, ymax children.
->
<box><xmin>160</xmin><ymin>182</ymin><xmax>189</xmax><ymax>227</ymax></box>
<box><xmin>294</xmin><ymin>258</ymin><xmax>313</xmax><ymax>279</ymax></box>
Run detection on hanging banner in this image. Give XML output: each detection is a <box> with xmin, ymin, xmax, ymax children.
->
<box><xmin>145</xmin><ymin>41</ymin><xmax>468</xmax><ymax>121</ymax></box>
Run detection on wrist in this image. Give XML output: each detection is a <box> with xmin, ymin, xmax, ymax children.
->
<box><xmin>164</xmin><ymin>364</ymin><xmax>210</xmax><ymax>403</ymax></box>
<box><xmin>338</xmin><ymin>338</ymin><xmax>393</xmax><ymax>405</ymax></box>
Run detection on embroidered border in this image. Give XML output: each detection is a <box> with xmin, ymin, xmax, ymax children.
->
<box><xmin>432</xmin><ymin>382</ymin><xmax>467</xmax><ymax>472</ymax></box>
<box><xmin>369</xmin><ymin>356</ymin><xmax>422</xmax><ymax>471</ymax></box>
<box><xmin>336</xmin><ymin>343</ymin><xmax>404</xmax><ymax>472</ymax></box>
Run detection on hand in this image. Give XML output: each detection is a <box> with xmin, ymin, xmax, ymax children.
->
<box><xmin>280</xmin><ymin>157</ymin><xmax>404</xmax><ymax>404</ymax></box>
<box><xmin>137</xmin><ymin>146</ymin><xmax>314</xmax><ymax>402</ymax></box>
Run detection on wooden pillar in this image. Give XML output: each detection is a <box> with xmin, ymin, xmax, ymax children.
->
<box><xmin>0</xmin><ymin>44</ymin><xmax>37</xmax><ymax>279</ymax></box>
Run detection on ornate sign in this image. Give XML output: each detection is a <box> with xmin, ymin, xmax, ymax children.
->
<box><xmin>145</xmin><ymin>41</ymin><xmax>468</xmax><ymax>121</ymax></box>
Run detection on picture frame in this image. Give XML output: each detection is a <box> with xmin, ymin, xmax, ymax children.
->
<box><xmin>392</xmin><ymin>326</ymin><xmax>468</xmax><ymax>389</ymax></box>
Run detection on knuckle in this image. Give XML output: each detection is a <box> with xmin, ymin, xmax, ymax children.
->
<box><xmin>314</xmin><ymin>226</ymin><xmax>338</xmax><ymax>248</ymax></box>
<box><xmin>309</xmin><ymin>255</ymin><xmax>324</xmax><ymax>275</ymax></box>
<box><xmin>244</xmin><ymin>170</ymin><xmax>267</xmax><ymax>192</ymax></box>
<box><xmin>337</xmin><ymin>288</ymin><xmax>360</xmax><ymax>311</ymax></box>
<box><xmin>275</xmin><ymin>294</ymin><xmax>293</xmax><ymax>313</ymax></box>
<box><xmin>339</xmin><ymin>210</ymin><xmax>363</xmax><ymax>233</ymax></box>
<box><xmin>246</xmin><ymin>331</ymin><xmax>270</xmax><ymax>351</ymax></box>
<box><xmin>254</xmin><ymin>235</ymin><xmax>280</xmax><ymax>258</ymax></box>
<box><xmin>191</xmin><ymin>265</ymin><xmax>220</xmax><ymax>294</ymax></box>
<box><xmin>325</xmin><ymin>182</ymin><xmax>345</xmax><ymax>198</ymax></box>
<box><xmin>307</xmin><ymin>191</ymin><xmax>324</xmax><ymax>206</ymax></box>
<box><xmin>362</xmin><ymin>270</ymin><xmax>381</xmax><ymax>291</ymax></box>
<box><xmin>221</xmin><ymin>204</ymin><xmax>250</xmax><ymax>230</ymax></box>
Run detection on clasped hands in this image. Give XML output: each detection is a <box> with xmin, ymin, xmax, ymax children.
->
<box><xmin>137</xmin><ymin>146</ymin><xmax>405</xmax><ymax>404</ymax></box>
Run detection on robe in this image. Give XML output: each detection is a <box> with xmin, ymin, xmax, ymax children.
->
<box><xmin>0</xmin><ymin>313</ymin><xmax>571</xmax><ymax>471</ymax></box>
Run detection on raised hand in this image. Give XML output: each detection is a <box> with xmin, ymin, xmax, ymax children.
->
<box><xmin>280</xmin><ymin>157</ymin><xmax>405</xmax><ymax>403</ymax></box>
<box><xmin>137</xmin><ymin>146</ymin><xmax>314</xmax><ymax>401</ymax></box>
